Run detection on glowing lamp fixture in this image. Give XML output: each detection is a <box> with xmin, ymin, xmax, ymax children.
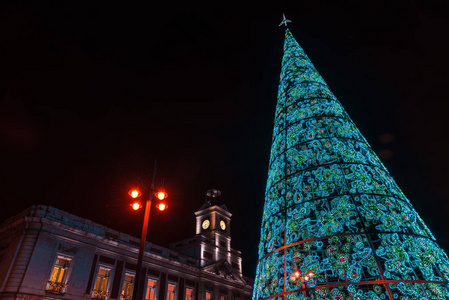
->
<box><xmin>156</xmin><ymin>202</ymin><xmax>166</xmax><ymax>211</ymax></box>
<box><xmin>131</xmin><ymin>202</ymin><xmax>141</xmax><ymax>210</ymax></box>
<box><xmin>129</xmin><ymin>189</ymin><xmax>141</xmax><ymax>198</ymax></box>
<box><xmin>155</xmin><ymin>191</ymin><xmax>167</xmax><ymax>200</ymax></box>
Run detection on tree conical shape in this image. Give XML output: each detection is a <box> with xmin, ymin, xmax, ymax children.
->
<box><xmin>253</xmin><ymin>28</ymin><xmax>449</xmax><ymax>300</ymax></box>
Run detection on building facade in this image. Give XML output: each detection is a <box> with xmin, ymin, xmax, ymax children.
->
<box><xmin>0</xmin><ymin>190</ymin><xmax>252</xmax><ymax>300</ymax></box>
<box><xmin>253</xmin><ymin>27</ymin><xmax>449</xmax><ymax>299</ymax></box>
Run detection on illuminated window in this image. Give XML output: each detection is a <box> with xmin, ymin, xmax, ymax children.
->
<box><xmin>50</xmin><ymin>256</ymin><xmax>71</xmax><ymax>283</ymax></box>
<box><xmin>166</xmin><ymin>284</ymin><xmax>176</xmax><ymax>300</ymax></box>
<box><xmin>92</xmin><ymin>266</ymin><xmax>111</xmax><ymax>299</ymax></box>
<box><xmin>220</xmin><ymin>295</ymin><xmax>227</xmax><ymax>300</ymax></box>
<box><xmin>121</xmin><ymin>273</ymin><xmax>134</xmax><ymax>300</ymax></box>
<box><xmin>185</xmin><ymin>288</ymin><xmax>193</xmax><ymax>300</ymax></box>
<box><xmin>46</xmin><ymin>256</ymin><xmax>71</xmax><ymax>293</ymax></box>
<box><xmin>145</xmin><ymin>278</ymin><xmax>157</xmax><ymax>300</ymax></box>
<box><xmin>206</xmin><ymin>291</ymin><xmax>212</xmax><ymax>300</ymax></box>
<box><xmin>95</xmin><ymin>267</ymin><xmax>110</xmax><ymax>291</ymax></box>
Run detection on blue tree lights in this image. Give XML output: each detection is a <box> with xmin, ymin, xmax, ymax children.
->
<box><xmin>253</xmin><ymin>29</ymin><xmax>449</xmax><ymax>300</ymax></box>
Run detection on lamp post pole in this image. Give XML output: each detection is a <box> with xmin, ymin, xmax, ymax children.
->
<box><xmin>132</xmin><ymin>194</ymin><xmax>152</xmax><ymax>300</ymax></box>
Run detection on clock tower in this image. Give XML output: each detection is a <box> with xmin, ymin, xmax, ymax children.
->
<box><xmin>170</xmin><ymin>188</ymin><xmax>243</xmax><ymax>275</ymax></box>
<box><xmin>195</xmin><ymin>188</ymin><xmax>232</xmax><ymax>259</ymax></box>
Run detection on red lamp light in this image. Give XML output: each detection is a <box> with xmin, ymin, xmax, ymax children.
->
<box><xmin>129</xmin><ymin>189</ymin><xmax>141</xmax><ymax>198</ymax></box>
<box><xmin>156</xmin><ymin>202</ymin><xmax>167</xmax><ymax>211</ymax></box>
<box><xmin>131</xmin><ymin>202</ymin><xmax>141</xmax><ymax>210</ymax></box>
<box><xmin>155</xmin><ymin>191</ymin><xmax>167</xmax><ymax>200</ymax></box>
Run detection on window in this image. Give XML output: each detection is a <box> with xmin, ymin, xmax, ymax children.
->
<box><xmin>146</xmin><ymin>278</ymin><xmax>157</xmax><ymax>300</ymax></box>
<box><xmin>220</xmin><ymin>295</ymin><xmax>227</xmax><ymax>300</ymax></box>
<box><xmin>203</xmin><ymin>251</ymin><xmax>213</xmax><ymax>259</ymax></box>
<box><xmin>50</xmin><ymin>256</ymin><xmax>71</xmax><ymax>283</ymax></box>
<box><xmin>185</xmin><ymin>288</ymin><xmax>193</xmax><ymax>300</ymax></box>
<box><xmin>92</xmin><ymin>266</ymin><xmax>111</xmax><ymax>299</ymax></box>
<box><xmin>46</xmin><ymin>256</ymin><xmax>71</xmax><ymax>293</ymax></box>
<box><xmin>167</xmin><ymin>284</ymin><xmax>176</xmax><ymax>300</ymax></box>
<box><xmin>121</xmin><ymin>273</ymin><xmax>134</xmax><ymax>300</ymax></box>
<box><xmin>232</xmin><ymin>262</ymin><xmax>240</xmax><ymax>270</ymax></box>
<box><xmin>95</xmin><ymin>267</ymin><xmax>110</xmax><ymax>291</ymax></box>
<box><xmin>206</xmin><ymin>291</ymin><xmax>212</xmax><ymax>300</ymax></box>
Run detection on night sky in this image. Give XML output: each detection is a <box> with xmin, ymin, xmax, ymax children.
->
<box><xmin>1</xmin><ymin>0</ymin><xmax>449</xmax><ymax>279</ymax></box>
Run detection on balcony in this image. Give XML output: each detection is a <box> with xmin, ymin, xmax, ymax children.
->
<box><xmin>46</xmin><ymin>281</ymin><xmax>68</xmax><ymax>294</ymax></box>
<box><xmin>91</xmin><ymin>290</ymin><xmax>110</xmax><ymax>300</ymax></box>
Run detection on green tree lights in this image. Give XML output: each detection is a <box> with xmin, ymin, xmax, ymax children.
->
<box><xmin>253</xmin><ymin>29</ymin><xmax>449</xmax><ymax>300</ymax></box>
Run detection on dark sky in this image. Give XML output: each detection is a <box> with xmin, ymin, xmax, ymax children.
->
<box><xmin>1</xmin><ymin>0</ymin><xmax>449</xmax><ymax>279</ymax></box>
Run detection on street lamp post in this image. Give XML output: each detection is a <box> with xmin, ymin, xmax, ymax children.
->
<box><xmin>132</xmin><ymin>192</ymin><xmax>152</xmax><ymax>300</ymax></box>
<box><xmin>129</xmin><ymin>166</ymin><xmax>168</xmax><ymax>300</ymax></box>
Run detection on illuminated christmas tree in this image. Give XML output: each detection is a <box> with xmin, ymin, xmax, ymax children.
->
<box><xmin>253</xmin><ymin>28</ymin><xmax>449</xmax><ymax>300</ymax></box>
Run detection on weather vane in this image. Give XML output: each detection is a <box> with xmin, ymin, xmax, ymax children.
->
<box><xmin>279</xmin><ymin>13</ymin><xmax>291</xmax><ymax>27</ymax></box>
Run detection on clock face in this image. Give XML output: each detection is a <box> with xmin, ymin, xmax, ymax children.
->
<box><xmin>220</xmin><ymin>220</ymin><xmax>226</xmax><ymax>230</ymax></box>
<box><xmin>202</xmin><ymin>219</ymin><xmax>210</xmax><ymax>230</ymax></box>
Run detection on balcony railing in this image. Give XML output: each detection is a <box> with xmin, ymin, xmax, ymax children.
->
<box><xmin>46</xmin><ymin>281</ymin><xmax>68</xmax><ymax>294</ymax></box>
<box><xmin>92</xmin><ymin>290</ymin><xmax>110</xmax><ymax>300</ymax></box>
